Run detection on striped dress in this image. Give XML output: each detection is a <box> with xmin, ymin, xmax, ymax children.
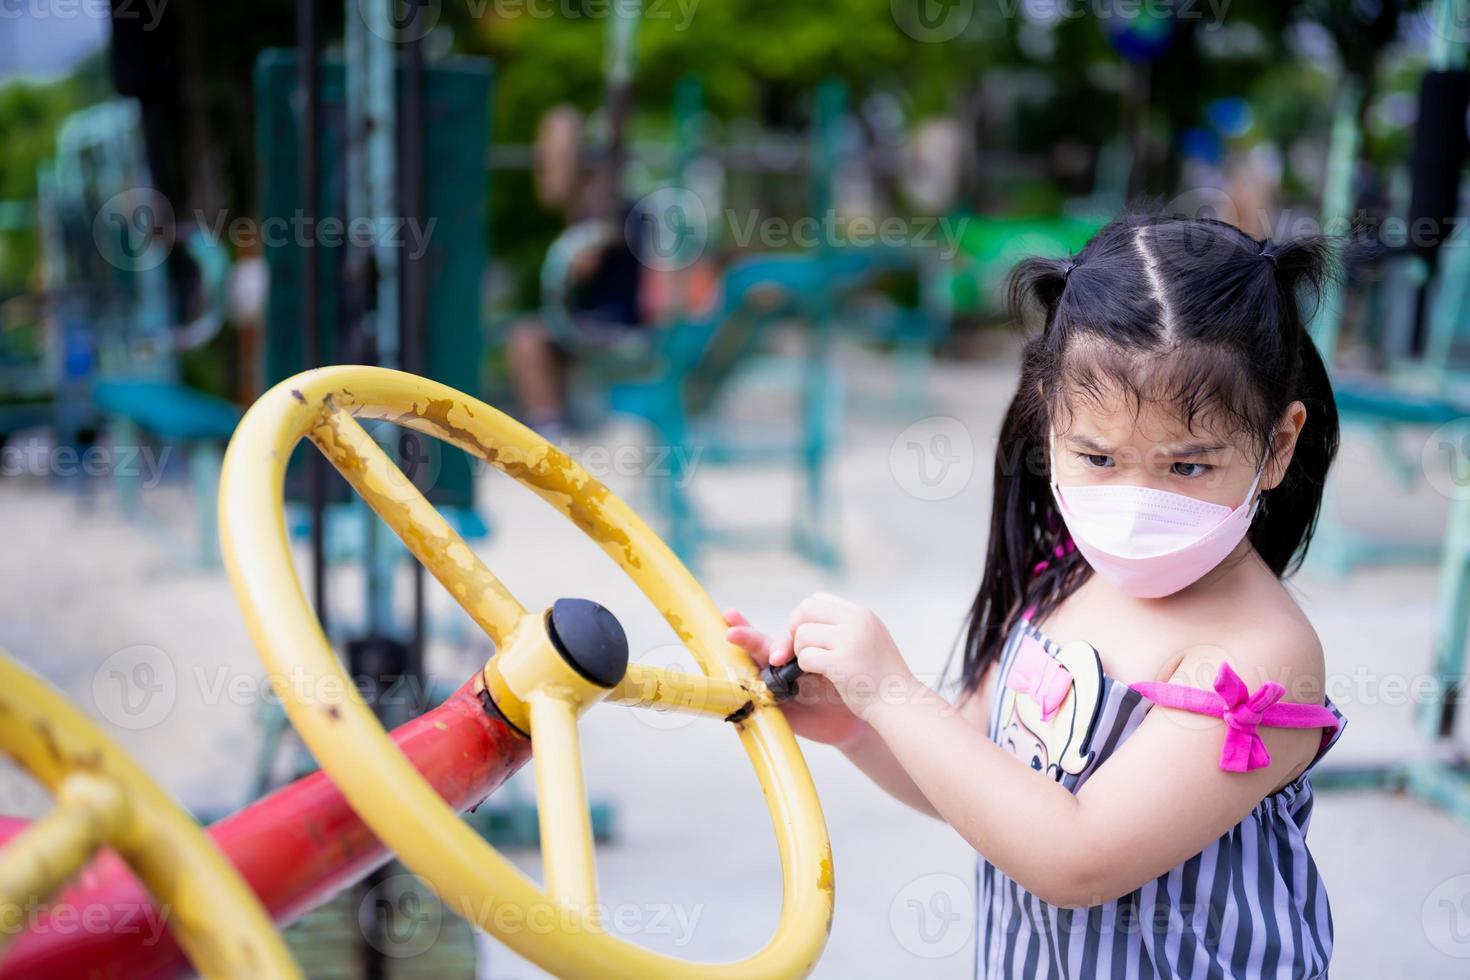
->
<box><xmin>975</xmin><ymin>619</ymin><xmax>1347</xmax><ymax>979</ymax></box>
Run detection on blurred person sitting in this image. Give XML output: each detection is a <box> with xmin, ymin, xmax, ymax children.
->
<box><xmin>507</xmin><ymin>105</ymin><xmax>717</xmax><ymax>440</ymax></box>
<box><xmin>506</xmin><ymin>106</ymin><xmax>645</xmax><ymax>440</ymax></box>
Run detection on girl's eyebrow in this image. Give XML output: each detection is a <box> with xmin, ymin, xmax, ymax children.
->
<box><xmin>1066</xmin><ymin>435</ymin><xmax>1229</xmax><ymax>457</ymax></box>
<box><xmin>1066</xmin><ymin>434</ymin><xmax>1114</xmax><ymax>454</ymax></box>
<box><xmin>1163</xmin><ymin>442</ymin><xmax>1230</xmax><ymax>457</ymax></box>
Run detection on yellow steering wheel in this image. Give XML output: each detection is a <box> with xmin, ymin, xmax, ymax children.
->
<box><xmin>0</xmin><ymin>655</ymin><xmax>301</xmax><ymax>978</ymax></box>
<box><xmin>219</xmin><ymin>366</ymin><xmax>833</xmax><ymax>978</ymax></box>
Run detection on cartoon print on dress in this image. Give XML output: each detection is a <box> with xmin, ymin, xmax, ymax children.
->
<box><xmin>996</xmin><ymin>635</ymin><xmax>1105</xmax><ymax>780</ymax></box>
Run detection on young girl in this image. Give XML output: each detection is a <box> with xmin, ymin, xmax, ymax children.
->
<box><xmin>726</xmin><ymin>213</ymin><xmax>1347</xmax><ymax>978</ymax></box>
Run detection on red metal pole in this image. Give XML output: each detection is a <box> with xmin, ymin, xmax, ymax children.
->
<box><xmin>0</xmin><ymin>677</ymin><xmax>530</xmax><ymax>980</ymax></box>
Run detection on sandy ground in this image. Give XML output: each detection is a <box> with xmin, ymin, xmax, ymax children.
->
<box><xmin>1</xmin><ymin>346</ymin><xmax>1467</xmax><ymax>978</ymax></box>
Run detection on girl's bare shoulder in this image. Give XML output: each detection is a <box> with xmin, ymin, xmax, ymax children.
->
<box><xmin>1163</xmin><ymin>579</ymin><xmax>1325</xmax><ymax>701</ymax></box>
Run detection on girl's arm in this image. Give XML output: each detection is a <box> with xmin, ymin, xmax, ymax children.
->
<box><xmin>835</xmin><ymin>673</ymin><xmax>988</xmax><ymax>820</ymax></box>
<box><xmin>785</xmin><ymin>593</ymin><xmax>1324</xmax><ymax>909</ymax></box>
<box><xmin>837</xmin><ymin>723</ymin><xmax>940</xmax><ymax>818</ymax></box>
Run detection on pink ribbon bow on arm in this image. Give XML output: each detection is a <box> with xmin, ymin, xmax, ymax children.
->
<box><xmin>1005</xmin><ymin>636</ymin><xmax>1073</xmax><ymax>721</ymax></box>
<box><xmin>1131</xmin><ymin>662</ymin><xmax>1341</xmax><ymax>773</ymax></box>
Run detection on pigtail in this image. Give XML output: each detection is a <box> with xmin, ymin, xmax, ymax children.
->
<box><xmin>954</xmin><ymin>371</ymin><xmax>1041</xmax><ymax>693</ymax></box>
<box><xmin>1249</xmin><ymin>235</ymin><xmax>1341</xmax><ymax>575</ymax></box>
<box><xmin>1006</xmin><ymin>255</ymin><xmax>1074</xmax><ymax>331</ymax></box>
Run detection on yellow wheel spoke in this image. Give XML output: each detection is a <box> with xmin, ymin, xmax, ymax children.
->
<box><xmin>0</xmin><ymin>773</ymin><xmax>126</xmax><ymax>949</ymax></box>
<box><xmin>527</xmin><ymin>689</ymin><xmax>600</xmax><ymax>923</ymax></box>
<box><xmin>309</xmin><ymin>405</ymin><xmax>526</xmax><ymax>647</ymax></box>
<box><xmin>607</xmin><ymin>664</ymin><xmax>761</xmax><ymax>720</ymax></box>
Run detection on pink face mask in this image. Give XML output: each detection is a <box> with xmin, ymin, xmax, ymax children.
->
<box><xmin>1049</xmin><ymin>438</ymin><xmax>1265</xmax><ymax>599</ymax></box>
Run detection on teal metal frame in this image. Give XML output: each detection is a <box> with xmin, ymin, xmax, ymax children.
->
<box><xmin>1305</xmin><ymin>60</ymin><xmax>1470</xmax><ymax>579</ymax></box>
<box><xmin>254</xmin><ymin>48</ymin><xmax>494</xmax><ymax>626</ymax></box>
<box><xmin>35</xmin><ymin>99</ymin><xmax>238</xmax><ymax>567</ymax></box>
<box><xmin>1313</xmin><ymin>4</ymin><xmax>1470</xmax><ymax>821</ymax></box>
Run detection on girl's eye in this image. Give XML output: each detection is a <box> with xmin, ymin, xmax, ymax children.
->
<box><xmin>1079</xmin><ymin>453</ymin><xmax>1113</xmax><ymax>469</ymax></box>
<box><xmin>1170</xmin><ymin>462</ymin><xmax>1211</xmax><ymax>478</ymax></box>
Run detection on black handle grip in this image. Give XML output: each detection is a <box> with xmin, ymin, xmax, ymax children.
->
<box><xmin>760</xmin><ymin>659</ymin><xmax>805</xmax><ymax>702</ymax></box>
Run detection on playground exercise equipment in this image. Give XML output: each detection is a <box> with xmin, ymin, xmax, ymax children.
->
<box><xmin>258</xmin><ymin>3</ymin><xmax>610</xmax><ymax>885</ymax></box>
<box><xmin>254</xmin><ymin>46</ymin><xmax>492</xmax><ymax>556</ymax></box>
<box><xmin>32</xmin><ymin>99</ymin><xmax>239</xmax><ymax>566</ymax></box>
<box><xmin>254</xmin><ymin>45</ymin><xmax>493</xmax><ymax>644</ymax></box>
<box><xmin>540</xmin><ymin>78</ymin><xmax>941</xmax><ymax>570</ymax></box>
<box><xmin>1308</xmin><ymin>2</ymin><xmax>1470</xmax><ymax>823</ymax></box>
<box><xmin>0</xmin><ymin>366</ymin><xmax>832</xmax><ymax>979</ymax></box>
<box><xmin>1304</xmin><ymin>12</ymin><xmax>1470</xmax><ymax>579</ymax></box>
<box><xmin>255</xmin><ymin>13</ymin><xmax>553</xmax><ymax>960</ymax></box>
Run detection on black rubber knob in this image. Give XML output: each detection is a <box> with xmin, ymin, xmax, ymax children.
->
<box><xmin>546</xmin><ymin>598</ymin><xmax>629</xmax><ymax>688</ymax></box>
<box><xmin>761</xmin><ymin>659</ymin><xmax>805</xmax><ymax>702</ymax></box>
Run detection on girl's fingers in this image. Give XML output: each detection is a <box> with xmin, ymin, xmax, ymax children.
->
<box><xmin>724</xmin><ymin>625</ymin><xmax>763</xmax><ymax>653</ymax></box>
<box><xmin>794</xmin><ymin>645</ymin><xmax>832</xmax><ymax>677</ymax></box>
<box><xmin>769</xmin><ymin>631</ymin><xmax>795</xmax><ymax>667</ymax></box>
<box><xmin>726</xmin><ymin>630</ymin><xmax>772</xmax><ymax>671</ymax></box>
<box><xmin>789</xmin><ymin>592</ymin><xmax>846</xmax><ymax>630</ymax></box>
<box><xmin>793</xmin><ymin>622</ymin><xmax>836</xmax><ymax>654</ymax></box>
<box><xmin>723</xmin><ymin>607</ymin><xmax>749</xmax><ymax>628</ymax></box>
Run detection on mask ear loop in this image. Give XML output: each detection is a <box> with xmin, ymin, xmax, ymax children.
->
<box><xmin>1243</xmin><ymin>455</ymin><xmax>1269</xmax><ymax>516</ymax></box>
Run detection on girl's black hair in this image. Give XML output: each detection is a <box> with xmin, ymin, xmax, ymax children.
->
<box><xmin>954</xmin><ymin>210</ymin><xmax>1341</xmax><ymax>694</ymax></box>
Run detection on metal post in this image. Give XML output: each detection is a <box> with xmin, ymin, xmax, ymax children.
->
<box><xmin>356</xmin><ymin>0</ymin><xmax>400</xmax><ymax>641</ymax></box>
<box><xmin>600</xmin><ymin>0</ymin><xmax>641</xmax><ymax>211</ymax></box>
<box><xmin>298</xmin><ymin>0</ymin><xmax>327</xmax><ymax>631</ymax></box>
<box><xmin>400</xmin><ymin>5</ymin><xmax>428</xmax><ymax>704</ymax></box>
